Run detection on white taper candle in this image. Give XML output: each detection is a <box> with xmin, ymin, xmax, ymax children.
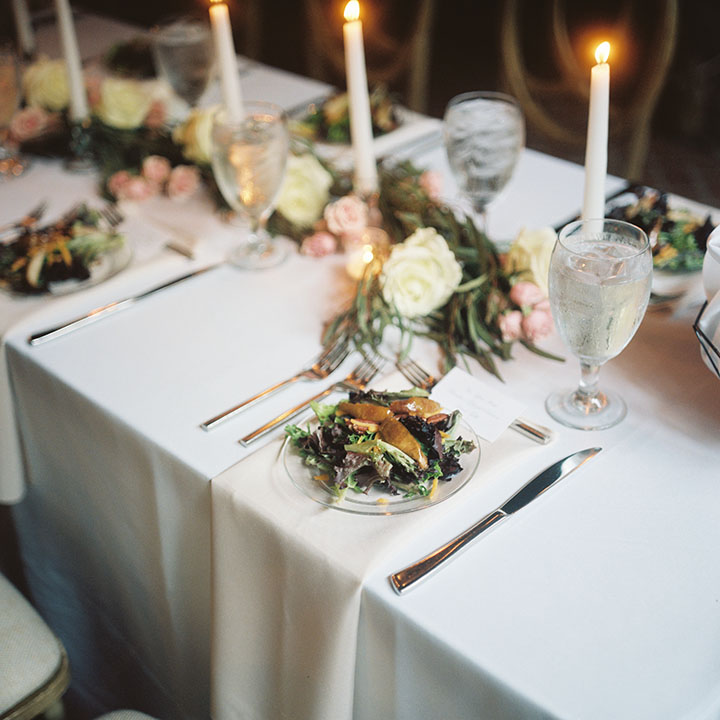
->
<box><xmin>343</xmin><ymin>1</ymin><xmax>378</xmax><ymax>196</ymax></box>
<box><xmin>209</xmin><ymin>0</ymin><xmax>244</xmax><ymax>122</ymax></box>
<box><xmin>582</xmin><ymin>42</ymin><xmax>610</xmax><ymax>221</ymax></box>
<box><xmin>54</xmin><ymin>0</ymin><xmax>88</xmax><ymax>121</ymax></box>
<box><xmin>12</xmin><ymin>0</ymin><xmax>35</xmax><ymax>58</ymax></box>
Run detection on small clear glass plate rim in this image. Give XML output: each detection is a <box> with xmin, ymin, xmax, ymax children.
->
<box><xmin>281</xmin><ymin>414</ymin><xmax>481</xmax><ymax>516</ymax></box>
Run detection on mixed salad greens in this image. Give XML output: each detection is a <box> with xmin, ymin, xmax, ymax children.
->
<box><xmin>285</xmin><ymin>388</ymin><xmax>476</xmax><ymax>500</ymax></box>
<box><xmin>0</xmin><ymin>205</ymin><xmax>125</xmax><ymax>294</ymax></box>
<box><xmin>607</xmin><ymin>187</ymin><xmax>716</xmax><ymax>273</ymax></box>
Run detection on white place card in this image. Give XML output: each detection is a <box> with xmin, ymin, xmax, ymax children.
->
<box><xmin>430</xmin><ymin>367</ymin><xmax>526</xmax><ymax>443</ymax></box>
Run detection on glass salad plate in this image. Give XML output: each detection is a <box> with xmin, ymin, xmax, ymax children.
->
<box><xmin>47</xmin><ymin>240</ymin><xmax>132</xmax><ymax>295</ymax></box>
<box><xmin>282</xmin><ymin>415</ymin><xmax>481</xmax><ymax>516</ymax></box>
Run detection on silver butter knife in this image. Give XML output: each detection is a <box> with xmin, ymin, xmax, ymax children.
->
<box><xmin>389</xmin><ymin>446</ymin><xmax>601</xmax><ymax>595</ymax></box>
<box><xmin>27</xmin><ymin>264</ymin><xmax>220</xmax><ymax>346</ymax></box>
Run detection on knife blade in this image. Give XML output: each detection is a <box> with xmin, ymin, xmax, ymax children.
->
<box><xmin>27</xmin><ymin>264</ymin><xmax>220</xmax><ymax>346</ymax></box>
<box><xmin>389</xmin><ymin>446</ymin><xmax>601</xmax><ymax>595</ymax></box>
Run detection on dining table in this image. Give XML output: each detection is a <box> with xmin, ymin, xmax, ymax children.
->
<box><xmin>2</xmin><ymin>10</ymin><xmax>720</xmax><ymax>720</ymax></box>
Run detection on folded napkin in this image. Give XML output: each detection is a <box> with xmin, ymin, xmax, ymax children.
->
<box><xmin>210</xmin><ymin>408</ymin><xmax>542</xmax><ymax>720</ymax></box>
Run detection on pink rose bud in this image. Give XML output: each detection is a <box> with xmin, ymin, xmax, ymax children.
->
<box><xmin>107</xmin><ymin>170</ymin><xmax>133</xmax><ymax>200</ymax></box>
<box><xmin>167</xmin><ymin>165</ymin><xmax>200</xmax><ymax>203</ymax></box>
<box><xmin>418</xmin><ymin>170</ymin><xmax>443</xmax><ymax>200</ymax></box>
<box><xmin>117</xmin><ymin>176</ymin><xmax>158</xmax><ymax>202</ymax></box>
<box><xmin>144</xmin><ymin>99</ymin><xmax>166</xmax><ymax>129</ymax></box>
<box><xmin>522</xmin><ymin>308</ymin><xmax>554</xmax><ymax>343</ymax></box>
<box><xmin>9</xmin><ymin>107</ymin><xmax>50</xmax><ymax>143</ymax></box>
<box><xmin>499</xmin><ymin>310</ymin><xmax>524</xmax><ymax>342</ymax></box>
<box><xmin>85</xmin><ymin>74</ymin><xmax>103</xmax><ymax>109</ymax></box>
<box><xmin>510</xmin><ymin>280</ymin><xmax>546</xmax><ymax>309</ymax></box>
<box><xmin>300</xmin><ymin>231</ymin><xmax>338</xmax><ymax>257</ymax></box>
<box><xmin>142</xmin><ymin>155</ymin><xmax>171</xmax><ymax>185</ymax></box>
<box><xmin>324</xmin><ymin>195</ymin><xmax>368</xmax><ymax>237</ymax></box>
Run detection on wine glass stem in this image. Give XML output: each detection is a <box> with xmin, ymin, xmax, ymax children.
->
<box><xmin>246</xmin><ymin>216</ymin><xmax>270</xmax><ymax>256</ymax></box>
<box><xmin>578</xmin><ymin>362</ymin><xmax>600</xmax><ymax>397</ymax></box>
<box><xmin>574</xmin><ymin>361</ymin><xmax>606</xmax><ymax>414</ymax></box>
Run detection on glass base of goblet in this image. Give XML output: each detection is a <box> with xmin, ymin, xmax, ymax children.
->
<box><xmin>228</xmin><ymin>237</ymin><xmax>288</xmax><ymax>270</ymax></box>
<box><xmin>545</xmin><ymin>387</ymin><xmax>627</xmax><ymax>431</ymax></box>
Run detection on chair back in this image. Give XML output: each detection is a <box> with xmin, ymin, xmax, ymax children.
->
<box><xmin>500</xmin><ymin>0</ymin><xmax>678</xmax><ymax>178</ymax></box>
<box><xmin>303</xmin><ymin>0</ymin><xmax>436</xmax><ymax>113</ymax></box>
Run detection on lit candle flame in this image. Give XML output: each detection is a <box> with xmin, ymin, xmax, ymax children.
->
<box><xmin>595</xmin><ymin>41</ymin><xmax>610</xmax><ymax>64</ymax></box>
<box><xmin>344</xmin><ymin>0</ymin><xmax>360</xmax><ymax>22</ymax></box>
<box><xmin>209</xmin><ymin>0</ymin><xmax>223</xmax><ymax>4</ymax></box>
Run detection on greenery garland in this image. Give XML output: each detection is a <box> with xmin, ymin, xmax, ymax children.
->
<box><xmin>324</xmin><ymin>161</ymin><xmax>562</xmax><ymax>378</ymax></box>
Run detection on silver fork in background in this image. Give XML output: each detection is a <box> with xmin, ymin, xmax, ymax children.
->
<box><xmin>396</xmin><ymin>356</ymin><xmax>554</xmax><ymax>445</ymax></box>
<box><xmin>0</xmin><ymin>199</ymin><xmax>48</xmax><ymax>242</ymax></box>
<box><xmin>100</xmin><ymin>203</ymin><xmax>124</xmax><ymax>229</ymax></box>
<box><xmin>201</xmin><ymin>339</ymin><xmax>350</xmax><ymax>431</ymax></box>
<box><xmin>239</xmin><ymin>351</ymin><xmax>386</xmax><ymax>446</ymax></box>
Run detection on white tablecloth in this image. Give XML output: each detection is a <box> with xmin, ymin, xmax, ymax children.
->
<box><xmin>4</xmin><ymin>12</ymin><xmax>717</xmax><ymax>720</ymax></box>
<box><xmin>210</xmin><ymin>308</ymin><xmax>720</xmax><ymax>720</ymax></box>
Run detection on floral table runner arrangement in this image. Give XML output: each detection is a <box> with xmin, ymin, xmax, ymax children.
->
<box><xmin>6</xmin><ymin>44</ymin><xmax>560</xmax><ymax>378</ymax></box>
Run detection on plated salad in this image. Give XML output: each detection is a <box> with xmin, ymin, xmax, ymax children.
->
<box><xmin>285</xmin><ymin>388</ymin><xmax>476</xmax><ymax>500</ymax></box>
<box><xmin>292</xmin><ymin>86</ymin><xmax>400</xmax><ymax>144</ymax></box>
<box><xmin>607</xmin><ymin>187</ymin><xmax>716</xmax><ymax>273</ymax></box>
<box><xmin>0</xmin><ymin>205</ymin><xmax>126</xmax><ymax>294</ymax></box>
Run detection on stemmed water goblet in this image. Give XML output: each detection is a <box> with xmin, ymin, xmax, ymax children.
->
<box><xmin>211</xmin><ymin>101</ymin><xmax>290</xmax><ymax>269</ymax></box>
<box><xmin>443</xmin><ymin>91</ymin><xmax>524</xmax><ymax>234</ymax></box>
<box><xmin>545</xmin><ymin>218</ymin><xmax>653</xmax><ymax>430</ymax></box>
<box><xmin>0</xmin><ymin>45</ymin><xmax>28</xmax><ymax>179</ymax></box>
<box><xmin>151</xmin><ymin>16</ymin><xmax>215</xmax><ymax>116</ymax></box>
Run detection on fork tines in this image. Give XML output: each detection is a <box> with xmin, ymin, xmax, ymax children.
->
<box><xmin>396</xmin><ymin>357</ymin><xmax>436</xmax><ymax>390</ymax></box>
<box><xmin>101</xmin><ymin>204</ymin><xmax>124</xmax><ymax>228</ymax></box>
<box><xmin>317</xmin><ymin>337</ymin><xmax>350</xmax><ymax>370</ymax></box>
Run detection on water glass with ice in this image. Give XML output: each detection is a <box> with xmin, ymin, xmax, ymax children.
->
<box><xmin>443</xmin><ymin>91</ymin><xmax>524</xmax><ymax>233</ymax></box>
<box><xmin>545</xmin><ymin>218</ymin><xmax>652</xmax><ymax>430</ymax></box>
<box><xmin>152</xmin><ymin>17</ymin><xmax>215</xmax><ymax>112</ymax></box>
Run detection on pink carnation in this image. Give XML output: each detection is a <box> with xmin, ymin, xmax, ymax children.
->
<box><xmin>9</xmin><ymin>107</ymin><xmax>51</xmax><ymax>143</ymax></box>
<box><xmin>324</xmin><ymin>195</ymin><xmax>368</xmax><ymax>237</ymax></box>
<box><xmin>142</xmin><ymin>155</ymin><xmax>171</xmax><ymax>185</ymax></box>
<box><xmin>499</xmin><ymin>310</ymin><xmax>523</xmax><ymax>342</ymax></box>
<box><xmin>419</xmin><ymin>170</ymin><xmax>443</xmax><ymax>200</ymax></box>
<box><xmin>117</xmin><ymin>176</ymin><xmax>158</xmax><ymax>202</ymax></box>
<box><xmin>521</xmin><ymin>308</ymin><xmax>554</xmax><ymax>342</ymax></box>
<box><xmin>510</xmin><ymin>280</ymin><xmax>546</xmax><ymax>309</ymax></box>
<box><xmin>300</xmin><ymin>231</ymin><xmax>337</xmax><ymax>257</ymax></box>
<box><xmin>167</xmin><ymin>164</ymin><xmax>200</xmax><ymax>202</ymax></box>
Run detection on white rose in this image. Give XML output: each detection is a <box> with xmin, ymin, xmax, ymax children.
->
<box><xmin>505</xmin><ymin>227</ymin><xmax>557</xmax><ymax>296</ymax></box>
<box><xmin>381</xmin><ymin>227</ymin><xmax>463</xmax><ymax>318</ymax></box>
<box><xmin>22</xmin><ymin>58</ymin><xmax>70</xmax><ymax>111</ymax></box>
<box><xmin>275</xmin><ymin>153</ymin><xmax>333</xmax><ymax>228</ymax></box>
<box><xmin>173</xmin><ymin>106</ymin><xmax>217</xmax><ymax>164</ymax></box>
<box><xmin>96</xmin><ymin>77</ymin><xmax>152</xmax><ymax>130</ymax></box>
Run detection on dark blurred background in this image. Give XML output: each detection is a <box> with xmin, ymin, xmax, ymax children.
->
<box><xmin>2</xmin><ymin>0</ymin><xmax>719</xmax><ymax>204</ymax></box>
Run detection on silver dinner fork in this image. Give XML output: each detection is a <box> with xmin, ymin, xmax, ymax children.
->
<box><xmin>201</xmin><ymin>339</ymin><xmax>350</xmax><ymax>431</ymax></box>
<box><xmin>0</xmin><ymin>199</ymin><xmax>48</xmax><ymax>241</ymax></box>
<box><xmin>100</xmin><ymin>203</ymin><xmax>124</xmax><ymax>228</ymax></box>
<box><xmin>396</xmin><ymin>356</ymin><xmax>554</xmax><ymax>445</ymax></box>
<box><xmin>239</xmin><ymin>351</ymin><xmax>386</xmax><ymax>446</ymax></box>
